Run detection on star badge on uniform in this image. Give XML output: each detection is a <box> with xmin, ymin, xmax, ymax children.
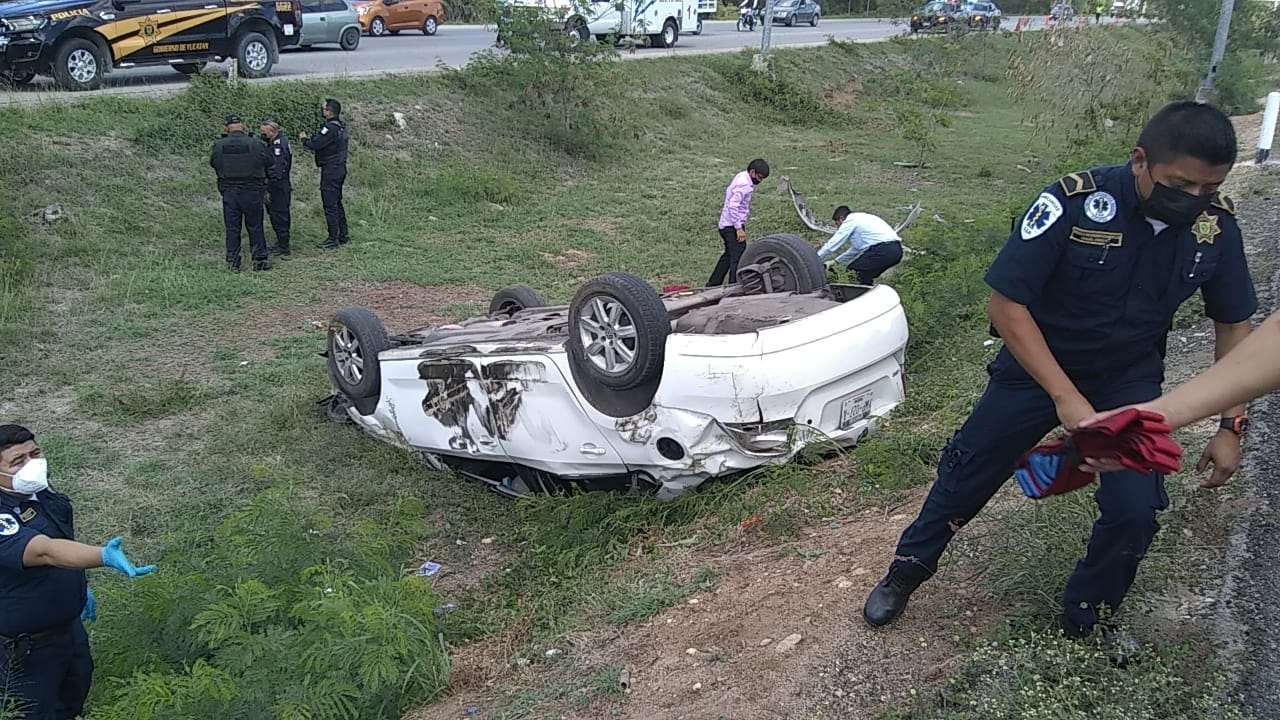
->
<box><xmin>1191</xmin><ymin>211</ymin><xmax>1221</xmax><ymax>245</ymax></box>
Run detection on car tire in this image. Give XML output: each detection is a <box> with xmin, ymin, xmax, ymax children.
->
<box><xmin>370</xmin><ymin>17</ymin><xmax>388</xmax><ymax>35</ymax></box>
<box><xmin>173</xmin><ymin>62</ymin><xmax>207</xmax><ymax>75</ymax></box>
<box><xmin>489</xmin><ymin>284</ymin><xmax>548</xmax><ymax>316</ymax></box>
<box><xmin>234</xmin><ymin>31</ymin><xmax>275</xmax><ymax>79</ymax></box>
<box><xmin>52</xmin><ymin>38</ymin><xmax>105</xmax><ymax>91</ymax></box>
<box><xmin>810</xmin><ymin>11</ymin><xmax>818</xmax><ymax>25</ymax></box>
<box><xmin>568</xmin><ymin>272</ymin><xmax>670</xmax><ymax>392</ymax></box>
<box><xmin>653</xmin><ymin>19</ymin><xmax>677</xmax><ymax>48</ymax></box>
<box><xmin>423</xmin><ymin>15</ymin><xmax>439</xmax><ymax>35</ymax></box>
<box><xmin>737</xmin><ymin>233</ymin><xmax>828</xmax><ymax>294</ymax></box>
<box><xmin>694</xmin><ymin>17</ymin><xmax>703</xmax><ymax>34</ymax></box>
<box><xmin>786</xmin><ymin>14</ymin><xmax>795</xmax><ymax>25</ymax></box>
<box><xmin>340</xmin><ymin>26</ymin><xmax>361</xmax><ymax>49</ymax></box>
<box><xmin>0</xmin><ymin>69</ymin><xmax>35</xmax><ymax>86</ymax></box>
<box><xmin>568</xmin><ymin>18</ymin><xmax>589</xmax><ymax>41</ymax></box>
<box><xmin>327</xmin><ymin>306</ymin><xmax>391</xmax><ymax>416</ymax></box>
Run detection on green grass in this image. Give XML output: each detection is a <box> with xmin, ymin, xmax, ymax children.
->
<box><xmin>0</xmin><ymin>21</ymin><xmax>1271</xmax><ymax>720</ymax></box>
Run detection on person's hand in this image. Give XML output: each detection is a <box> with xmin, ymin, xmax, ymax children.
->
<box><xmin>81</xmin><ymin>587</ymin><xmax>97</xmax><ymax>623</ymax></box>
<box><xmin>101</xmin><ymin>536</ymin><xmax>157</xmax><ymax>577</ymax></box>
<box><xmin>299</xmin><ymin>131</ymin><xmax>308</xmax><ymax>140</ymax></box>
<box><xmin>736</xmin><ymin>228</ymin><xmax>746</xmax><ymax>243</ymax></box>
<box><xmin>1195</xmin><ymin>429</ymin><xmax>1241</xmax><ymax>488</ymax></box>
<box><xmin>1054</xmin><ymin>393</ymin><xmax>1097</xmax><ymax>431</ymax></box>
<box><xmin>823</xmin><ymin>259</ymin><xmax>835</xmax><ymax>270</ymax></box>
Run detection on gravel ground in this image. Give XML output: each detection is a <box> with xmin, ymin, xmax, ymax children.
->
<box><xmin>1224</xmin><ymin>191</ymin><xmax>1280</xmax><ymax>718</ymax></box>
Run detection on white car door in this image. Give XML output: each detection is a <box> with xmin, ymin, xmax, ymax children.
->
<box><xmin>475</xmin><ymin>355</ymin><xmax>629</xmax><ymax>476</ymax></box>
<box><xmin>389</xmin><ymin>357</ymin><xmax>506</xmax><ymax>459</ymax></box>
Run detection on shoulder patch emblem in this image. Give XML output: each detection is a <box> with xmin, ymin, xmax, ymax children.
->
<box><xmin>1058</xmin><ymin>171</ymin><xmax>1097</xmax><ymax>197</ymax></box>
<box><xmin>320</xmin><ymin>126</ymin><xmax>329</xmax><ymax>135</ymax></box>
<box><xmin>1192</xmin><ymin>212</ymin><xmax>1221</xmax><ymax>245</ymax></box>
<box><xmin>0</xmin><ymin>514</ymin><xmax>18</xmax><ymax>536</ymax></box>
<box><xmin>1211</xmin><ymin>191</ymin><xmax>1235</xmax><ymax>215</ymax></box>
<box><xmin>1020</xmin><ymin>192</ymin><xmax>1064</xmax><ymax>241</ymax></box>
<box><xmin>1083</xmin><ymin>191</ymin><xmax>1117</xmax><ymax>223</ymax></box>
<box><xmin>274</xmin><ymin>148</ymin><xmax>282</xmax><ymax>156</ymax></box>
<box><xmin>1069</xmin><ymin>227</ymin><xmax>1124</xmax><ymax>247</ymax></box>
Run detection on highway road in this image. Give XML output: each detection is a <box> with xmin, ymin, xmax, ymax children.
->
<box><xmin>1</xmin><ymin>15</ymin><xmax>1056</xmax><ymax>104</ymax></box>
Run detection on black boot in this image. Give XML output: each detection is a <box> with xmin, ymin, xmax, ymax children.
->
<box><xmin>863</xmin><ymin>565</ymin><xmax>926</xmax><ymax>627</ymax></box>
<box><xmin>269</xmin><ymin>243</ymin><xmax>291</xmax><ymax>256</ymax></box>
<box><xmin>228</xmin><ymin>260</ymin><xmax>241</xmax><ymax>273</ymax></box>
<box><xmin>252</xmin><ymin>259</ymin><xmax>272</xmax><ymax>271</ymax></box>
<box><xmin>315</xmin><ymin>238</ymin><xmax>341</xmax><ymax>249</ymax></box>
<box><xmin>1059</xmin><ymin>616</ymin><xmax>1142</xmax><ymax>668</ymax></box>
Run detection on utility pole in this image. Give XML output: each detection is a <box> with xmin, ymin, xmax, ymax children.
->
<box><xmin>754</xmin><ymin>0</ymin><xmax>776</xmax><ymax>69</ymax></box>
<box><xmin>1195</xmin><ymin>0</ymin><xmax>1236</xmax><ymax>103</ymax></box>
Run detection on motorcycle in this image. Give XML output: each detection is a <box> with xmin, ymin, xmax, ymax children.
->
<box><xmin>737</xmin><ymin>5</ymin><xmax>758</xmax><ymax>31</ymax></box>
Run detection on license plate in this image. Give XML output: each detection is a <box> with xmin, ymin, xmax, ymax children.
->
<box><xmin>838</xmin><ymin>390</ymin><xmax>874</xmax><ymax>430</ymax></box>
<box><xmin>283</xmin><ymin>23</ymin><xmax>295</xmax><ymax>35</ymax></box>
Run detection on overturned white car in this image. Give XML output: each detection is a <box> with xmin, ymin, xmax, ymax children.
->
<box><xmin>318</xmin><ymin>234</ymin><xmax>911</xmax><ymax>500</ymax></box>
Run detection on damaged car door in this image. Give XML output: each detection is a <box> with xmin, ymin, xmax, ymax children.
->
<box><xmin>414</xmin><ymin>358</ymin><xmax>506</xmax><ymax>458</ymax></box>
<box><xmin>475</xmin><ymin>355</ymin><xmax>629</xmax><ymax>481</ymax></box>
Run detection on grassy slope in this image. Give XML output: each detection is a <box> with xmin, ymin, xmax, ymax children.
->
<box><xmin>0</xmin><ymin>26</ymin><xmax>1265</xmax><ymax>720</ymax></box>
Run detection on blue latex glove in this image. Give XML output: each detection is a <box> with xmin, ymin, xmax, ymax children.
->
<box><xmin>101</xmin><ymin>536</ymin><xmax>157</xmax><ymax>577</ymax></box>
<box><xmin>81</xmin><ymin>587</ymin><xmax>97</xmax><ymax>623</ymax></box>
<box><xmin>1014</xmin><ymin>452</ymin><xmax>1061</xmax><ymax>499</ymax></box>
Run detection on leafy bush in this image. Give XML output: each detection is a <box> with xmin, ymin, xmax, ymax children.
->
<box><xmin>715</xmin><ymin>54</ymin><xmax>828</xmax><ymax>125</ymax></box>
<box><xmin>85</xmin><ymin>478</ymin><xmax>448</xmax><ymax>720</ymax></box>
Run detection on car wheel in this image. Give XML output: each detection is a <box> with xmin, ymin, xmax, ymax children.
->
<box><xmin>810</xmin><ymin>12</ymin><xmax>818</xmax><ymax>25</ymax></box>
<box><xmin>52</xmin><ymin>38</ymin><xmax>105</xmax><ymax>91</ymax></box>
<box><xmin>0</xmin><ymin>69</ymin><xmax>35</xmax><ymax>86</ymax></box>
<box><xmin>370</xmin><ymin>16</ymin><xmax>387</xmax><ymax>35</ymax></box>
<box><xmin>568</xmin><ymin>272</ymin><xmax>670</xmax><ymax>392</ymax></box>
<box><xmin>235</xmin><ymin>31</ymin><xmax>275</xmax><ymax>79</ymax></box>
<box><xmin>340</xmin><ymin>26</ymin><xmax>361</xmax><ymax>49</ymax></box>
<box><xmin>422</xmin><ymin>15</ymin><xmax>439</xmax><ymax>35</ymax></box>
<box><xmin>736</xmin><ymin>233</ymin><xmax>828</xmax><ymax>294</ymax></box>
<box><xmin>568</xmin><ymin>18</ymin><xmax>589</xmax><ymax>41</ymax></box>
<box><xmin>173</xmin><ymin>62</ymin><xmax>207</xmax><ymax>75</ymax></box>
<box><xmin>654</xmin><ymin>19</ymin><xmax>677</xmax><ymax>48</ymax></box>
<box><xmin>489</xmin><ymin>284</ymin><xmax>548</xmax><ymax>316</ymax></box>
<box><xmin>327</xmin><ymin>307</ymin><xmax>392</xmax><ymax>416</ymax></box>
<box><xmin>786</xmin><ymin>14</ymin><xmax>795</xmax><ymax>25</ymax></box>
<box><xmin>694</xmin><ymin>17</ymin><xmax>703</xmax><ymax>34</ymax></box>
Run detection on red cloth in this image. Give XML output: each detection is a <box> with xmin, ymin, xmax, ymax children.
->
<box><xmin>1016</xmin><ymin>408</ymin><xmax>1184</xmax><ymax>499</ymax></box>
<box><xmin>662</xmin><ymin>284</ymin><xmax>692</xmax><ymax>293</ymax></box>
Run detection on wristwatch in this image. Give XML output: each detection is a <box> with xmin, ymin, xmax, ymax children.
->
<box><xmin>1220</xmin><ymin>415</ymin><xmax>1250</xmax><ymax>436</ymax></box>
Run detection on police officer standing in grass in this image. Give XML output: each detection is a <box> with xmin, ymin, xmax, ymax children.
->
<box><xmin>0</xmin><ymin>424</ymin><xmax>156</xmax><ymax>719</ymax></box>
<box><xmin>211</xmin><ymin>114</ymin><xmax>275</xmax><ymax>272</ymax></box>
<box><xmin>300</xmin><ymin>98</ymin><xmax>351</xmax><ymax>250</ymax></box>
<box><xmin>260</xmin><ymin>118</ymin><xmax>294</xmax><ymax>258</ymax></box>
<box><xmin>860</xmin><ymin>101</ymin><xmax>1257</xmax><ymax>661</ymax></box>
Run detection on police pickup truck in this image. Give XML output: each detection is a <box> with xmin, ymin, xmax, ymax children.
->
<box><xmin>0</xmin><ymin>0</ymin><xmax>303</xmax><ymax>90</ymax></box>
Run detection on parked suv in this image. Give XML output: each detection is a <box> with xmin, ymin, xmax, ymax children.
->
<box><xmin>0</xmin><ymin>0</ymin><xmax>303</xmax><ymax>90</ymax></box>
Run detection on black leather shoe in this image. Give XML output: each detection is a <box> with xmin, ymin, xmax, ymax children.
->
<box><xmin>862</xmin><ymin>568</ymin><xmax>923</xmax><ymax>627</ymax></box>
<box><xmin>1099</xmin><ymin>627</ymin><xmax>1142</xmax><ymax>668</ymax></box>
<box><xmin>252</xmin><ymin>260</ymin><xmax>272</xmax><ymax>271</ymax></box>
<box><xmin>269</xmin><ymin>244</ymin><xmax>291</xmax><ymax>256</ymax></box>
<box><xmin>228</xmin><ymin>262</ymin><xmax>241</xmax><ymax>273</ymax></box>
<box><xmin>338</xmin><ymin>235</ymin><xmax>351</xmax><ymax>245</ymax></box>
<box><xmin>315</xmin><ymin>238</ymin><xmax>341</xmax><ymax>249</ymax></box>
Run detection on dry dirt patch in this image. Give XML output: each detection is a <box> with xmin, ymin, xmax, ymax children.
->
<box><xmin>538</xmin><ymin>248</ymin><xmax>600</xmax><ymax>272</ymax></box>
<box><xmin>821</xmin><ymin>76</ymin><xmax>865</xmax><ymax>111</ymax></box>
<box><xmin>408</xmin><ymin>491</ymin><xmax>992</xmax><ymax>720</ymax></box>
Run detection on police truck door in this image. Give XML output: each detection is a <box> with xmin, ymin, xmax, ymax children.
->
<box><xmin>106</xmin><ymin>0</ymin><xmax>228</xmax><ymax>65</ymax></box>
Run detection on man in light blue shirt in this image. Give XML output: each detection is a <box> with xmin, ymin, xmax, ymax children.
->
<box><xmin>817</xmin><ymin>205</ymin><xmax>904</xmax><ymax>284</ymax></box>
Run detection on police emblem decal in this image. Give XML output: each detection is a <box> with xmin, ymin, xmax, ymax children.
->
<box><xmin>0</xmin><ymin>514</ymin><xmax>18</xmax><ymax>536</ymax></box>
<box><xmin>1192</xmin><ymin>212</ymin><xmax>1221</xmax><ymax>245</ymax></box>
<box><xmin>1020</xmin><ymin>192</ymin><xmax>1064</xmax><ymax>241</ymax></box>
<box><xmin>1083</xmin><ymin>191</ymin><xmax>1117</xmax><ymax>223</ymax></box>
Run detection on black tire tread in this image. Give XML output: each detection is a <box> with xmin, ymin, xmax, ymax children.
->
<box><xmin>568</xmin><ymin>272</ymin><xmax>670</xmax><ymax>392</ymax></box>
<box><xmin>739</xmin><ymin>233</ymin><xmax>828</xmax><ymax>292</ymax></box>
<box><xmin>328</xmin><ymin>306</ymin><xmax>391</xmax><ymax>415</ymax></box>
<box><xmin>489</xmin><ymin>284</ymin><xmax>549</xmax><ymax>315</ymax></box>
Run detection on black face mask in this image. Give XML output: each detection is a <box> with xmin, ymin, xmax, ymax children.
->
<box><xmin>1138</xmin><ymin>173</ymin><xmax>1214</xmax><ymax>227</ymax></box>
<box><xmin>750</xmin><ymin>176</ymin><xmax>761</xmax><ymax>186</ymax></box>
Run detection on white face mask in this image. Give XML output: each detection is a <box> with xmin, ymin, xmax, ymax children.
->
<box><xmin>2</xmin><ymin>458</ymin><xmax>49</xmax><ymax>495</ymax></box>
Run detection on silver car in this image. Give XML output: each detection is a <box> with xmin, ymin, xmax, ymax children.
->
<box><xmin>300</xmin><ymin>0</ymin><xmax>363</xmax><ymax>50</ymax></box>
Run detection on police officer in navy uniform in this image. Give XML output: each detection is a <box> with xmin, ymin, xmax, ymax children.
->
<box><xmin>260</xmin><ymin>118</ymin><xmax>294</xmax><ymax>257</ymax></box>
<box><xmin>210</xmin><ymin>114</ymin><xmax>276</xmax><ymax>272</ymax></box>
<box><xmin>300</xmin><ymin>98</ymin><xmax>351</xmax><ymax>250</ymax></box>
<box><xmin>861</xmin><ymin>101</ymin><xmax>1257</xmax><ymax>658</ymax></box>
<box><xmin>0</xmin><ymin>424</ymin><xmax>156</xmax><ymax>719</ymax></box>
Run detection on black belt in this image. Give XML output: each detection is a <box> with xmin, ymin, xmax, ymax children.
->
<box><xmin>1</xmin><ymin>623</ymin><xmax>73</xmax><ymax>674</ymax></box>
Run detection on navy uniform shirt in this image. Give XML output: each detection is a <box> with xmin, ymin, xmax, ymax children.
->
<box><xmin>985</xmin><ymin>163</ymin><xmax>1257</xmax><ymax>380</ymax></box>
<box><xmin>0</xmin><ymin>489</ymin><xmax>87</xmax><ymax>637</ymax></box>
<box><xmin>268</xmin><ymin>134</ymin><xmax>293</xmax><ymax>187</ymax></box>
<box><xmin>304</xmin><ymin>118</ymin><xmax>349</xmax><ymax>171</ymax></box>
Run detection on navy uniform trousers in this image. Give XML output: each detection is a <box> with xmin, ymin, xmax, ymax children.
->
<box><xmin>222</xmin><ymin>188</ymin><xmax>269</xmax><ymax>267</ymax></box>
<box><xmin>0</xmin><ymin>622</ymin><xmax>93</xmax><ymax>720</ymax></box>
<box><xmin>894</xmin><ymin>353</ymin><xmax>1168</xmax><ymax>633</ymax></box>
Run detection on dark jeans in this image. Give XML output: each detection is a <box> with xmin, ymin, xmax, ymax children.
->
<box><xmin>320</xmin><ymin>168</ymin><xmax>349</xmax><ymax>242</ymax></box>
<box><xmin>848</xmin><ymin>240</ymin><xmax>904</xmax><ymax>285</ymax></box>
<box><xmin>266</xmin><ymin>182</ymin><xmax>292</xmax><ymax>248</ymax></box>
<box><xmin>222</xmin><ymin>188</ymin><xmax>268</xmax><ymax>266</ymax></box>
<box><xmin>0</xmin><ymin>622</ymin><xmax>93</xmax><ymax>720</ymax></box>
<box><xmin>892</xmin><ymin>352</ymin><xmax>1168</xmax><ymax>634</ymax></box>
<box><xmin>707</xmin><ymin>226</ymin><xmax>745</xmax><ymax>286</ymax></box>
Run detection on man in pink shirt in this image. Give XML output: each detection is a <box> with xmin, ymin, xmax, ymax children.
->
<box><xmin>708</xmin><ymin>158</ymin><xmax>770</xmax><ymax>286</ymax></box>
